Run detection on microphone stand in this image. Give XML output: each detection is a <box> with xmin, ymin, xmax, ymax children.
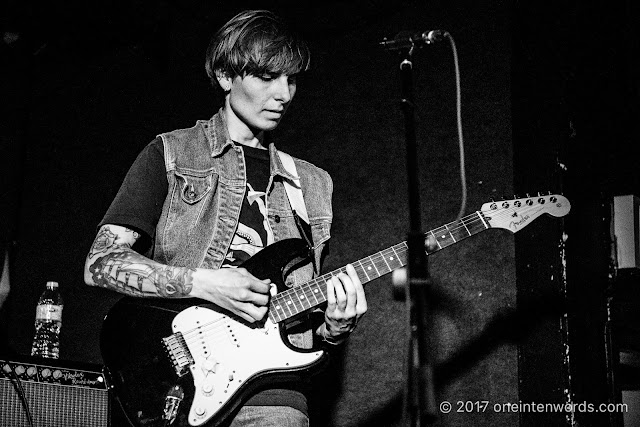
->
<box><xmin>397</xmin><ymin>46</ymin><xmax>437</xmax><ymax>426</ymax></box>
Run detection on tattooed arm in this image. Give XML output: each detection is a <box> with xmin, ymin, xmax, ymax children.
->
<box><xmin>84</xmin><ymin>224</ymin><xmax>272</xmax><ymax>322</ymax></box>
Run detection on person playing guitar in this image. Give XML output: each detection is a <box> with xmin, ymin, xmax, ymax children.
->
<box><xmin>84</xmin><ymin>9</ymin><xmax>367</xmax><ymax>427</ymax></box>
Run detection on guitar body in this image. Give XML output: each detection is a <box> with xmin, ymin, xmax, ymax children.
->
<box><xmin>101</xmin><ymin>238</ymin><xmax>327</xmax><ymax>427</ymax></box>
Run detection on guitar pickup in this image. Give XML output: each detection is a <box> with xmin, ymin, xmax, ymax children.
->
<box><xmin>162</xmin><ymin>332</ymin><xmax>194</xmax><ymax>377</ymax></box>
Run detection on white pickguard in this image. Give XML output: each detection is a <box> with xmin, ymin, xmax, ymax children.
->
<box><xmin>171</xmin><ymin>305</ymin><xmax>323</xmax><ymax>426</ymax></box>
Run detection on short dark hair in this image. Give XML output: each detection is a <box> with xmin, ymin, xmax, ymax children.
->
<box><xmin>205</xmin><ymin>10</ymin><xmax>311</xmax><ymax>87</ymax></box>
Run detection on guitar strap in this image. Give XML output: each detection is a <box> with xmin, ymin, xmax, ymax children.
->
<box><xmin>276</xmin><ymin>151</ymin><xmax>309</xmax><ymax>224</ymax></box>
<box><xmin>277</xmin><ymin>151</ymin><xmax>317</xmax><ymax>273</ymax></box>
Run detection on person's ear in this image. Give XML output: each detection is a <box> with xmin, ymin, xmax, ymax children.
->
<box><xmin>215</xmin><ymin>70</ymin><xmax>232</xmax><ymax>92</ymax></box>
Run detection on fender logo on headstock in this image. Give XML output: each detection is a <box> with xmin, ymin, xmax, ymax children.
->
<box><xmin>509</xmin><ymin>214</ymin><xmax>531</xmax><ymax>231</ymax></box>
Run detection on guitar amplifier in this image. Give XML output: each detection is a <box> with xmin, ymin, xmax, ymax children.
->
<box><xmin>0</xmin><ymin>356</ymin><xmax>110</xmax><ymax>427</ymax></box>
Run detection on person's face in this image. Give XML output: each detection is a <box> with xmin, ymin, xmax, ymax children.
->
<box><xmin>220</xmin><ymin>72</ymin><xmax>297</xmax><ymax>135</ymax></box>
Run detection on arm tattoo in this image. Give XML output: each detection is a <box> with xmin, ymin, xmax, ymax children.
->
<box><xmin>88</xmin><ymin>226</ymin><xmax>194</xmax><ymax>298</ymax></box>
<box><xmin>90</xmin><ymin>226</ymin><xmax>140</xmax><ymax>256</ymax></box>
<box><xmin>89</xmin><ymin>226</ymin><xmax>120</xmax><ymax>257</ymax></box>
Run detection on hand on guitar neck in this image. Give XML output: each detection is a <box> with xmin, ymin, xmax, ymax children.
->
<box><xmin>320</xmin><ymin>264</ymin><xmax>368</xmax><ymax>344</ymax></box>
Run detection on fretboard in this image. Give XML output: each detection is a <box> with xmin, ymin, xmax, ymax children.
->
<box><xmin>268</xmin><ymin>210</ymin><xmax>490</xmax><ymax>323</ymax></box>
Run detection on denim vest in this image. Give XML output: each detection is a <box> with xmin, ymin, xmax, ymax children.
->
<box><xmin>153</xmin><ymin>110</ymin><xmax>333</xmax><ymax>347</ymax></box>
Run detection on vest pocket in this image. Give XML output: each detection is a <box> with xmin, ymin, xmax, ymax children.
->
<box><xmin>175</xmin><ymin>171</ymin><xmax>217</xmax><ymax>204</ymax></box>
<box><xmin>310</xmin><ymin>219</ymin><xmax>331</xmax><ymax>249</ymax></box>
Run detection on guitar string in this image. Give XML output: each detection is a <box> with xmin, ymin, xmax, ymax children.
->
<box><xmin>174</xmin><ymin>200</ymin><xmax>555</xmax><ymax>342</ymax></box>
<box><xmin>180</xmin><ymin>321</ymin><xmax>233</xmax><ymax>347</ymax></box>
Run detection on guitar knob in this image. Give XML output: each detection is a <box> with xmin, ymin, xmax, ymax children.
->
<box><xmin>202</xmin><ymin>382</ymin><xmax>214</xmax><ymax>396</ymax></box>
<box><xmin>195</xmin><ymin>406</ymin><xmax>207</xmax><ymax>417</ymax></box>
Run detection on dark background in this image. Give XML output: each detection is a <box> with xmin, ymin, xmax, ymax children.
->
<box><xmin>1</xmin><ymin>0</ymin><xmax>638</xmax><ymax>426</ymax></box>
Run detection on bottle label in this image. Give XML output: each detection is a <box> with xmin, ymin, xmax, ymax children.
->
<box><xmin>36</xmin><ymin>304</ymin><xmax>63</xmax><ymax>321</ymax></box>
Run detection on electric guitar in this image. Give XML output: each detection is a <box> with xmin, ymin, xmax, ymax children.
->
<box><xmin>100</xmin><ymin>194</ymin><xmax>570</xmax><ymax>426</ymax></box>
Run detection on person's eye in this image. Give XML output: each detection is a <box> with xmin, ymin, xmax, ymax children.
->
<box><xmin>288</xmin><ymin>75</ymin><xmax>297</xmax><ymax>85</ymax></box>
<box><xmin>258</xmin><ymin>74</ymin><xmax>275</xmax><ymax>81</ymax></box>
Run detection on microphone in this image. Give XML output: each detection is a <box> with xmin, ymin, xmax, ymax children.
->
<box><xmin>162</xmin><ymin>384</ymin><xmax>184</xmax><ymax>425</ymax></box>
<box><xmin>379</xmin><ymin>30</ymin><xmax>447</xmax><ymax>51</ymax></box>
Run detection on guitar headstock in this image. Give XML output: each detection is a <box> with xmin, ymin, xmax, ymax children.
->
<box><xmin>481</xmin><ymin>193</ymin><xmax>570</xmax><ymax>233</ymax></box>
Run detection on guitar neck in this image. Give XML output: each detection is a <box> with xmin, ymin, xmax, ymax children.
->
<box><xmin>269</xmin><ymin>210</ymin><xmax>490</xmax><ymax>323</ymax></box>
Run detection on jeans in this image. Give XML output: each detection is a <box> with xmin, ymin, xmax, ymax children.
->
<box><xmin>228</xmin><ymin>406</ymin><xmax>309</xmax><ymax>427</ymax></box>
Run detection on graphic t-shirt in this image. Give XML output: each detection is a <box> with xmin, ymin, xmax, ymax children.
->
<box><xmin>222</xmin><ymin>145</ymin><xmax>272</xmax><ymax>268</ymax></box>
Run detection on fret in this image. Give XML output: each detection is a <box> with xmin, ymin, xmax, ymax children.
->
<box><xmin>378</xmin><ymin>251</ymin><xmax>392</xmax><ymax>272</ymax></box>
<box><xmin>355</xmin><ymin>260</ymin><xmax>371</xmax><ymax>282</ymax></box>
<box><xmin>433</xmin><ymin>226</ymin><xmax>456</xmax><ymax>248</ymax></box>
<box><xmin>308</xmin><ymin>281</ymin><xmax>321</xmax><ymax>305</ymax></box>
<box><xmin>429</xmin><ymin>230</ymin><xmax>442</xmax><ymax>252</ymax></box>
<box><xmin>461</xmin><ymin>217</ymin><xmax>471</xmax><ymax>235</ymax></box>
<box><xmin>382</xmin><ymin>248</ymin><xmax>404</xmax><ymax>270</ymax></box>
<box><xmin>391</xmin><ymin>245</ymin><xmax>408</xmax><ymax>268</ymax></box>
<box><xmin>287</xmin><ymin>295</ymin><xmax>300</xmax><ymax>315</ymax></box>
<box><xmin>476</xmin><ymin>211</ymin><xmax>490</xmax><ymax>229</ymax></box>
<box><xmin>294</xmin><ymin>286</ymin><xmax>312</xmax><ymax>312</ymax></box>
<box><xmin>444</xmin><ymin>224</ymin><xmax>457</xmax><ymax>242</ymax></box>
<box><xmin>270</xmin><ymin>296</ymin><xmax>287</xmax><ymax>323</ymax></box>
<box><xmin>447</xmin><ymin>220</ymin><xmax>471</xmax><ymax>242</ymax></box>
<box><xmin>279</xmin><ymin>292</ymin><xmax>295</xmax><ymax>317</ymax></box>
<box><xmin>316</xmin><ymin>282</ymin><xmax>327</xmax><ymax>303</ymax></box>
<box><xmin>361</xmin><ymin>257</ymin><xmax>378</xmax><ymax>279</ymax></box>
<box><xmin>288</xmin><ymin>287</ymin><xmax>305</xmax><ymax>315</ymax></box>
<box><xmin>372</xmin><ymin>254</ymin><xmax>391</xmax><ymax>276</ymax></box>
<box><xmin>369</xmin><ymin>257</ymin><xmax>382</xmax><ymax>277</ymax></box>
<box><xmin>316</xmin><ymin>279</ymin><xmax>327</xmax><ymax>300</ymax></box>
<box><xmin>462</xmin><ymin>213</ymin><xmax>487</xmax><ymax>236</ymax></box>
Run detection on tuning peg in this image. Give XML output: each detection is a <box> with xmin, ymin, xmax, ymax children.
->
<box><xmin>525</xmin><ymin>193</ymin><xmax>531</xmax><ymax>198</ymax></box>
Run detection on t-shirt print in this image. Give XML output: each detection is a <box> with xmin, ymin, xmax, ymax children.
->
<box><xmin>223</xmin><ymin>183</ymin><xmax>273</xmax><ymax>267</ymax></box>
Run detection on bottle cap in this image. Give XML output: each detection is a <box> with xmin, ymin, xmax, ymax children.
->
<box><xmin>46</xmin><ymin>281</ymin><xmax>59</xmax><ymax>289</ymax></box>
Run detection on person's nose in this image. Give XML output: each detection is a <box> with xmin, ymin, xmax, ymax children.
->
<box><xmin>273</xmin><ymin>76</ymin><xmax>293</xmax><ymax>104</ymax></box>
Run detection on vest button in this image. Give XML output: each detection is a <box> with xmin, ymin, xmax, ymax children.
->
<box><xmin>274</xmin><ymin>215</ymin><xmax>280</xmax><ymax>223</ymax></box>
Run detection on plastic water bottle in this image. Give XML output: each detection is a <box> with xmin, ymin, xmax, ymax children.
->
<box><xmin>30</xmin><ymin>281</ymin><xmax>63</xmax><ymax>359</ymax></box>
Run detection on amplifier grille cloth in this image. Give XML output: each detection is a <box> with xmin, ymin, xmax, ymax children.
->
<box><xmin>0</xmin><ymin>379</ymin><xmax>109</xmax><ymax>427</ymax></box>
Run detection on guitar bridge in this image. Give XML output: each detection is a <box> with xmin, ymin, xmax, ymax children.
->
<box><xmin>162</xmin><ymin>332</ymin><xmax>194</xmax><ymax>377</ymax></box>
